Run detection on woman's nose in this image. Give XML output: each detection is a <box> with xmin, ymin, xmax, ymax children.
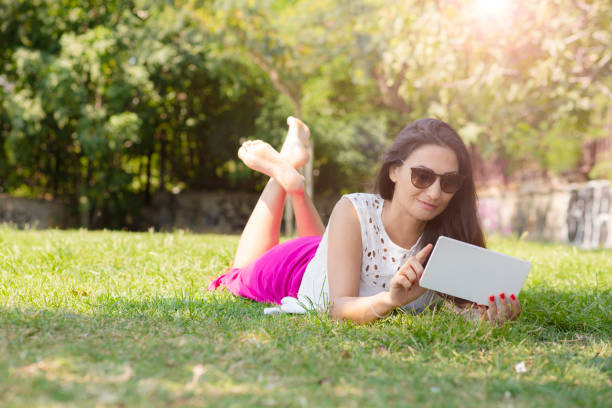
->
<box><xmin>426</xmin><ymin>179</ymin><xmax>442</xmax><ymax>198</ymax></box>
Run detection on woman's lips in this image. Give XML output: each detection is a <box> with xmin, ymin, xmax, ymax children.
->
<box><xmin>418</xmin><ymin>200</ymin><xmax>437</xmax><ymax>211</ymax></box>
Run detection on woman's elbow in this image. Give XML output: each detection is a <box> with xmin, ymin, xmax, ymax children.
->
<box><xmin>328</xmin><ymin>302</ymin><xmax>344</xmax><ymax>321</ymax></box>
<box><xmin>328</xmin><ymin>298</ymin><xmax>354</xmax><ymax>322</ymax></box>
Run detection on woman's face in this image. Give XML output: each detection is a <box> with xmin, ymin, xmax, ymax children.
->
<box><xmin>388</xmin><ymin>144</ymin><xmax>460</xmax><ymax>221</ymax></box>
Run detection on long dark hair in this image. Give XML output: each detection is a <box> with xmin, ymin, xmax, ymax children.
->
<box><xmin>374</xmin><ymin>118</ymin><xmax>485</xmax><ymax>252</ymax></box>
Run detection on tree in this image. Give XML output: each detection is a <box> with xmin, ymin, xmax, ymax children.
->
<box><xmin>0</xmin><ymin>0</ymin><xmax>272</xmax><ymax>227</ymax></box>
<box><xmin>1</xmin><ymin>0</ymin><xmax>610</xmax><ymax>231</ymax></box>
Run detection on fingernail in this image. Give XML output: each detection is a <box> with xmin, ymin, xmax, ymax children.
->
<box><xmin>510</xmin><ymin>294</ymin><xmax>516</xmax><ymax>300</ymax></box>
<box><xmin>489</xmin><ymin>295</ymin><xmax>495</xmax><ymax>302</ymax></box>
<box><xmin>499</xmin><ymin>293</ymin><xmax>506</xmax><ymax>300</ymax></box>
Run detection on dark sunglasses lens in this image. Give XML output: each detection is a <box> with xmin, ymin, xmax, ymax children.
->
<box><xmin>411</xmin><ymin>169</ymin><xmax>436</xmax><ymax>189</ymax></box>
<box><xmin>440</xmin><ymin>174</ymin><xmax>464</xmax><ymax>193</ymax></box>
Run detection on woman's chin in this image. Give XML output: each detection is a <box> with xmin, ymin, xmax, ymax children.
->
<box><xmin>416</xmin><ymin>209</ymin><xmax>443</xmax><ymax>222</ymax></box>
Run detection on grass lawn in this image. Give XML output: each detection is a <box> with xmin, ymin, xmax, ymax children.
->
<box><xmin>1</xmin><ymin>226</ymin><xmax>610</xmax><ymax>407</ymax></box>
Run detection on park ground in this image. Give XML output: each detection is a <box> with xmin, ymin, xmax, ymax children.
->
<box><xmin>1</xmin><ymin>227</ymin><xmax>610</xmax><ymax>407</ymax></box>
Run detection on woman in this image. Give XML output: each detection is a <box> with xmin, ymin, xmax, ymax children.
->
<box><xmin>209</xmin><ymin>117</ymin><xmax>521</xmax><ymax>324</ymax></box>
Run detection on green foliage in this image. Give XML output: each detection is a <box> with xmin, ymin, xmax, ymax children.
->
<box><xmin>590</xmin><ymin>155</ymin><xmax>612</xmax><ymax>181</ymax></box>
<box><xmin>0</xmin><ymin>0</ymin><xmax>270</xmax><ymax>226</ymax></box>
<box><xmin>202</xmin><ymin>0</ymin><xmax>610</xmax><ymax>193</ymax></box>
<box><xmin>0</xmin><ymin>0</ymin><xmax>610</xmax><ymax>226</ymax></box>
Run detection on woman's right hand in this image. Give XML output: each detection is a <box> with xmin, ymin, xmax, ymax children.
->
<box><xmin>388</xmin><ymin>243</ymin><xmax>433</xmax><ymax>308</ymax></box>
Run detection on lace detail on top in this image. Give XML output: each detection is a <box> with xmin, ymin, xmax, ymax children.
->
<box><xmin>294</xmin><ymin>192</ymin><xmax>438</xmax><ymax>314</ymax></box>
<box><xmin>345</xmin><ymin>193</ymin><xmax>423</xmax><ymax>297</ymax></box>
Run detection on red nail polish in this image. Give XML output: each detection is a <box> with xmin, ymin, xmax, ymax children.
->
<box><xmin>510</xmin><ymin>294</ymin><xmax>516</xmax><ymax>300</ymax></box>
<box><xmin>499</xmin><ymin>293</ymin><xmax>506</xmax><ymax>300</ymax></box>
<box><xmin>489</xmin><ymin>295</ymin><xmax>495</xmax><ymax>302</ymax></box>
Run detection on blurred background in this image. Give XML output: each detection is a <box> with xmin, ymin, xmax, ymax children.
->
<box><xmin>0</xmin><ymin>0</ymin><xmax>610</xmax><ymax>247</ymax></box>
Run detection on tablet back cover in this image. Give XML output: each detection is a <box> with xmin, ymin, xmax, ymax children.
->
<box><xmin>419</xmin><ymin>236</ymin><xmax>531</xmax><ymax>305</ymax></box>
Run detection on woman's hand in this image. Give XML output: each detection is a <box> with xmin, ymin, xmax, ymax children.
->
<box><xmin>388</xmin><ymin>244</ymin><xmax>433</xmax><ymax>308</ymax></box>
<box><xmin>479</xmin><ymin>293</ymin><xmax>521</xmax><ymax>324</ymax></box>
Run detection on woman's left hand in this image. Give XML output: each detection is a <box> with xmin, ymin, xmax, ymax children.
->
<box><xmin>479</xmin><ymin>292</ymin><xmax>521</xmax><ymax>324</ymax></box>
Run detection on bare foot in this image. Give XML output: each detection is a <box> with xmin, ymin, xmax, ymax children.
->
<box><xmin>280</xmin><ymin>116</ymin><xmax>310</xmax><ymax>169</ymax></box>
<box><xmin>238</xmin><ymin>140</ymin><xmax>305</xmax><ymax>193</ymax></box>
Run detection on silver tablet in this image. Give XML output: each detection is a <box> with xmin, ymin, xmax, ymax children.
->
<box><xmin>419</xmin><ymin>236</ymin><xmax>531</xmax><ymax>305</ymax></box>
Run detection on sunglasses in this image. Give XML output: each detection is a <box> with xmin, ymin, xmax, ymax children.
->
<box><xmin>401</xmin><ymin>162</ymin><xmax>465</xmax><ymax>194</ymax></box>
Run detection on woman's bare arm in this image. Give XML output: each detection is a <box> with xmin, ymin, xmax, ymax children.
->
<box><xmin>326</xmin><ymin>197</ymin><xmax>431</xmax><ymax>323</ymax></box>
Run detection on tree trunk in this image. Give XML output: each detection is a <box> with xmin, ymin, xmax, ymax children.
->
<box><xmin>159</xmin><ymin>131</ymin><xmax>167</xmax><ymax>192</ymax></box>
<box><xmin>145</xmin><ymin>149</ymin><xmax>152</xmax><ymax>204</ymax></box>
<box><xmin>75</xmin><ymin>152</ymin><xmax>86</xmax><ymax>228</ymax></box>
<box><xmin>52</xmin><ymin>136</ymin><xmax>59</xmax><ymax>197</ymax></box>
<box><xmin>83</xmin><ymin>159</ymin><xmax>92</xmax><ymax>228</ymax></box>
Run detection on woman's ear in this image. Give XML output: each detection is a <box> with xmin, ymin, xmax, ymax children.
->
<box><xmin>389</xmin><ymin>164</ymin><xmax>400</xmax><ymax>183</ymax></box>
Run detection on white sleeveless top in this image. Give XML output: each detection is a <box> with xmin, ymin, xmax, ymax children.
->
<box><xmin>268</xmin><ymin>193</ymin><xmax>438</xmax><ymax>315</ymax></box>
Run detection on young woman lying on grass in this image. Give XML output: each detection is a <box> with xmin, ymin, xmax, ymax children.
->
<box><xmin>209</xmin><ymin>117</ymin><xmax>521</xmax><ymax>324</ymax></box>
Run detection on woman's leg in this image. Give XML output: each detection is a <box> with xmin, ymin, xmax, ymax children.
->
<box><xmin>281</xmin><ymin>117</ymin><xmax>325</xmax><ymax>237</ymax></box>
<box><xmin>233</xmin><ymin>118</ymin><xmax>324</xmax><ymax>268</ymax></box>
<box><xmin>290</xmin><ymin>190</ymin><xmax>325</xmax><ymax>237</ymax></box>
<box><xmin>233</xmin><ymin>177</ymin><xmax>287</xmax><ymax>268</ymax></box>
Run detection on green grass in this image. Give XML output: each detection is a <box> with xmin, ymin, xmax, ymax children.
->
<box><xmin>1</xmin><ymin>226</ymin><xmax>610</xmax><ymax>407</ymax></box>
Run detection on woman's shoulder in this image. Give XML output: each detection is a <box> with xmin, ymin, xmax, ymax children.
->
<box><xmin>329</xmin><ymin>194</ymin><xmax>366</xmax><ymax>231</ymax></box>
<box><xmin>332</xmin><ymin>193</ymin><xmax>384</xmax><ymax>235</ymax></box>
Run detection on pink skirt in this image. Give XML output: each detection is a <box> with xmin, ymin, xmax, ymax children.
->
<box><xmin>207</xmin><ymin>235</ymin><xmax>322</xmax><ymax>305</ymax></box>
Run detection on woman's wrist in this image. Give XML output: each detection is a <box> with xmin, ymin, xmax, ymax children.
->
<box><xmin>372</xmin><ymin>292</ymin><xmax>397</xmax><ymax>317</ymax></box>
<box><xmin>381</xmin><ymin>290</ymin><xmax>403</xmax><ymax>309</ymax></box>
<box><xmin>369</xmin><ymin>303</ymin><xmax>390</xmax><ymax>319</ymax></box>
